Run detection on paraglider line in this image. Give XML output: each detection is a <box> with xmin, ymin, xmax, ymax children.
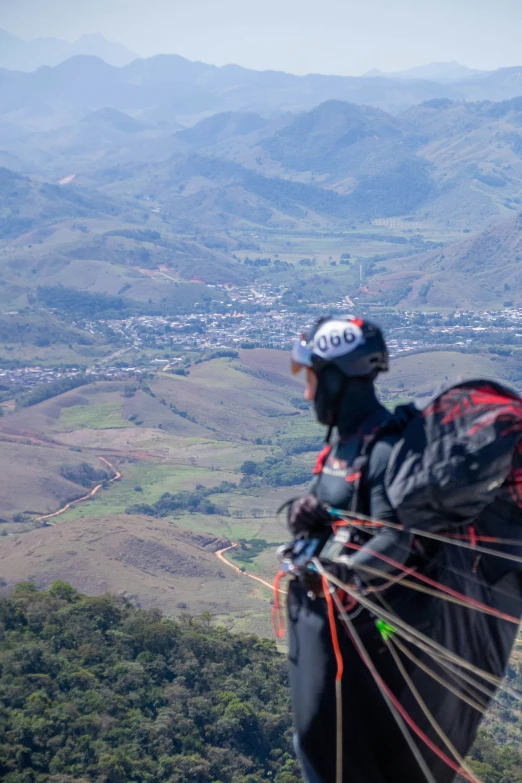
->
<box><xmin>327</xmin><ymin>584</ymin><xmax>440</xmax><ymax>783</ymax></box>
<box><xmin>341</xmin><ymin>541</ymin><xmax>521</xmax><ymax>625</ymax></box>
<box><xmin>330</xmin><ymin>508</ymin><xmax>522</xmax><ymax>566</ymax></box>
<box><xmin>390</xmin><ymin>636</ymin><xmax>487</xmax><ymax>713</ymax></box>
<box><xmin>331</xmin><ymin>517</ymin><xmax>522</xmax><ymax>606</ymax></box>
<box><xmin>312</xmin><ymin>561</ymin><xmax>507</xmax><ymax>691</ymax></box>
<box><xmin>385</xmin><ymin>637</ymin><xmax>484</xmax><ymax>783</ymax></box>
<box><xmin>323</xmin><ymin>576</ymin><xmax>344</xmax><ymax>783</ymax></box>
<box><xmin>327</xmin><ymin>583</ymin><xmax>478</xmax><ymax>783</ymax></box>
<box><xmin>366</xmin><ymin>583</ymin><xmax>495</xmax><ymax>710</ymax></box>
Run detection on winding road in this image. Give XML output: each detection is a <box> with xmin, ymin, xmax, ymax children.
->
<box><xmin>216</xmin><ymin>542</ymin><xmax>286</xmax><ymax>594</ymax></box>
<box><xmin>36</xmin><ymin>457</ymin><xmax>121</xmax><ymax>524</ymax></box>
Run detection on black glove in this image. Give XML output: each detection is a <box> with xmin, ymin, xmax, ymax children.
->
<box><xmin>320</xmin><ymin>558</ymin><xmax>366</xmax><ymax>594</ymax></box>
<box><xmin>286</xmin><ymin>494</ymin><xmax>332</xmax><ymax>536</ymax></box>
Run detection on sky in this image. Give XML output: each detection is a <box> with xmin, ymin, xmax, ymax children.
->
<box><xmin>1</xmin><ymin>0</ymin><xmax>521</xmax><ymax>75</ymax></box>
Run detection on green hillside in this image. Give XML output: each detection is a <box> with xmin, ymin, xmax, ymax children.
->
<box><xmin>366</xmin><ymin>210</ymin><xmax>522</xmax><ymax>308</ymax></box>
<box><xmin>0</xmin><ymin>582</ymin><xmax>299</xmax><ymax>783</ymax></box>
<box><xmin>0</xmin><ymin>167</ymin><xmax>125</xmax><ymax>240</ymax></box>
<box><xmin>0</xmin><ymin>346</ymin><xmax>517</xmax><ymax>635</ymax></box>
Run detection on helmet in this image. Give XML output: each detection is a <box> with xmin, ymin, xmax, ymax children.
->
<box><xmin>291</xmin><ymin>316</ymin><xmax>389</xmax><ymax>379</ymax></box>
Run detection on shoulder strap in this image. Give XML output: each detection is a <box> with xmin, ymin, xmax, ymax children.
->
<box><xmin>349</xmin><ymin>436</ymin><xmax>377</xmax><ymax>512</ymax></box>
<box><xmin>350</xmin><ymin>406</ymin><xmax>418</xmax><ymax>513</ymax></box>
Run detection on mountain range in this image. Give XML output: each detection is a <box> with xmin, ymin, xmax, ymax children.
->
<box><xmin>62</xmin><ymin>97</ymin><xmax>522</xmax><ymax>232</ymax></box>
<box><xmin>3</xmin><ymin>53</ymin><xmax>522</xmax><ymax>122</ymax></box>
<box><xmin>2</xmin><ymin>47</ymin><xmax>522</xmax><ymax>309</ymax></box>
<box><xmin>364</xmin><ymin>61</ymin><xmax>483</xmax><ymax>82</ymax></box>
<box><xmin>0</xmin><ymin>28</ymin><xmax>137</xmax><ymax>71</ymax></box>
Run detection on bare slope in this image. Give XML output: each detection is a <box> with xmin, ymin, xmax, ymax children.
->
<box><xmin>0</xmin><ymin>513</ymin><xmax>276</xmax><ymax>633</ymax></box>
<box><xmin>380</xmin><ymin>351</ymin><xmax>508</xmax><ymax>398</ymax></box>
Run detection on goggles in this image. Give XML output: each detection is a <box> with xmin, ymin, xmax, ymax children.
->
<box><xmin>291</xmin><ymin>334</ymin><xmax>313</xmax><ymax>375</ymax></box>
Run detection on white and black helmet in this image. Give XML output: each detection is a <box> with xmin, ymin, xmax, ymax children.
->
<box><xmin>291</xmin><ymin>316</ymin><xmax>389</xmax><ymax>379</ymax></box>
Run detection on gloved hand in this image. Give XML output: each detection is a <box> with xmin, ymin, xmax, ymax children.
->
<box><xmin>319</xmin><ymin>558</ymin><xmax>366</xmax><ymax>594</ymax></box>
<box><xmin>287</xmin><ymin>494</ymin><xmax>332</xmax><ymax>535</ymax></box>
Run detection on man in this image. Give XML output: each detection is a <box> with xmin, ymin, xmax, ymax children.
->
<box><xmin>283</xmin><ymin>315</ymin><xmax>522</xmax><ymax>783</ymax></box>
<box><xmin>286</xmin><ymin>315</ymin><xmax>420</xmax><ymax>783</ymax></box>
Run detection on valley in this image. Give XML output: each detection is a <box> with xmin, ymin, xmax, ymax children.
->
<box><xmin>0</xmin><ymin>339</ymin><xmax>516</xmax><ymax>638</ymax></box>
<box><xmin>2</xmin><ymin>23</ymin><xmax>522</xmax><ymax>781</ymax></box>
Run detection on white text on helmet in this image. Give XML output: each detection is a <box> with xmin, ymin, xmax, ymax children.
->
<box><xmin>313</xmin><ymin>320</ymin><xmax>364</xmax><ymax>360</ymax></box>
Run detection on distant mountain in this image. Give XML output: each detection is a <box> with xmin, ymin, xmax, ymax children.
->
<box><xmin>53</xmin><ymin>96</ymin><xmax>522</xmax><ymax>231</ymax></box>
<box><xmin>376</xmin><ymin>62</ymin><xmax>484</xmax><ymax>82</ymax></box>
<box><xmin>176</xmin><ymin>111</ymin><xmax>269</xmax><ymax>148</ymax></box>
<box><xmin>81</xmin><ymin>107</ymin><xmax>147</xmax><ymax>134</ymax></box>
<box><xmin>452</xmin><ymin>67</ymin><xmax>522</xmax><ymax>103</ymax></box>
<box><xmin>0</xmin><ymin>54</ymin><xmax>455</xmax><ymax>117</ymax></box>
<box><xmin>103</xmin><ymin>153</ymin><xmax>358</xmax><ymax>228</ymax></box>
<box><xmin>5</xmin><ymin>86</ymin><xmax>522</xmax><ymax>231</ymax></box>
<box><xmin>2</xmin><ymin>52</ymin><xmax>522</xmax><ymax>126</ymax></box>
<box><xmin>259</xmin><ymin>100</ymin><xmax>413</xmax><ymax>174</ymax></box>
<box><xmin>0</xmin><ymin>28</ymin><xmax>137</xmax><ymax>71</ymax></box>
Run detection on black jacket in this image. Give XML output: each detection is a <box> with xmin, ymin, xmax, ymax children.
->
<box><xmin>287</xmin><ymin>407</ymin><xmax>522</xmax><ymax>783</ymax></box>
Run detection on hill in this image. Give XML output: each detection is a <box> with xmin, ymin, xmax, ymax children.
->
<box><xmin>0</xmin><ymin>28</ymin><xmax>138</xmax><ymax>71</ymax></box>
<box><xmin>0</xmin><ymin>350</ymin><xmax>315</xmax><ymax>632</ymax></box>
<box><xmin>81</xmin><ymin>106</ymin><xmax>148</xmax><ymax>134</ymax></box>
<box><xmin>6</xmin><ymin>86</ymin><xmax>522</xmax><ymax>321</ymax></box>
<box><xmin>0</xmin><ymin>165</ymin><xmax>257</xmax><ymax>307</ymax></box>
<box><xmin>103</xmin><ymin>153</ymin><xmax>359</xmax><ymax>229</ymax></box>
<box><xmin>1</xmin><ymin>53</ymin><xmax>520</xmax><ymax>124</ymax></box>
<box><xmin>259</xmin><ymin>100</ymin><xmax>413</xmax><ymax>175</ymax></box>
<box><xmin>366</xmin><ymin>210</ymin><xmax>522</xmax><ymax>308</ymax></box>
<box><xmin>0</xmin><ymin>583</ymin><xmax>299</xmax><ymax>783</ymax></box>
<box><xmin>384</xmin><ymin>61</ymin><xmax>483</xmax><ymax>82</ymax></box>
<box><xmin>5</xmin><ymin>91</ymin><xmax>522</xmax><ymax>246</ymax></box>
<box><xmin>3</xmin><ymin>53</ymin><xmax>522</xmax><ymax>123</ymax></box>
<box><xmin>176</xmin><ymin>111</ymin><xmax>270</xmax><ymax>148</ymax></box>
<box><xmin>225</xmin><ymin>97</ymin><xmax>522</xmax><ymax>228</ymax></box>
<box><xmin>0</xmin><ymin>166</ymin><xmax>125</xmax><ymax>240</ymax></box>
<box><xmin>0</xmin><ymin>346</ymin><xmax>519</xmax><ymax>633</ymax></box>
<box><xmin>0</xmin><ymin>440</ymin><xmax>114</xmax><ymax>521</ymax></box>
<box><xmin>85</xmin><ymin>97</ymin><xmax>522</xmax><ymax>231</ymax></box>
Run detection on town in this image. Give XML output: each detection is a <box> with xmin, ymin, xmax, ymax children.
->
<box><xmin>2</xmin><ymin>288</ymin><xmax>522</xmax><ymax>394</ymax></box>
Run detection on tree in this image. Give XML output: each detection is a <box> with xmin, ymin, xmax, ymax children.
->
<box><xmin>240</xmin><ymin>460</ymin><xmax>258</xmax><ymax>475</ymax></box>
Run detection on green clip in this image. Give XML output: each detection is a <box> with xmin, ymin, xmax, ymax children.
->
<box><xmin>376</xmin><ymin>619</ymin><xmax>396</xmax><ymax>641</ymax></box>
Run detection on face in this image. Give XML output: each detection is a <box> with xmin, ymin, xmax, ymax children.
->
<box><xmin>304</xmin><ymin>368</ymin><xmax>318</xmax><ymax>401</ymax></box>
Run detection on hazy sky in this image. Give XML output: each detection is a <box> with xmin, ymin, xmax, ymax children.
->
<box><xmin>1</xmin><ymin>0</ymin><xmax>521</xmax><ymax>75</ymax></box>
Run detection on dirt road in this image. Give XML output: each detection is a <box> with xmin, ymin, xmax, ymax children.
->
<box><xmin>36</xmin><ymin>457</ymin><xmax>121</xmax><ymax>524</ymax></box>
<box><xmin>216</xmin><ymin>543</ymin><xmax>286</xmax><ymax>594</ymax></box>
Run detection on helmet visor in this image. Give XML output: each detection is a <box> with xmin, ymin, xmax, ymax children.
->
<box><xmin>291</xmin><ymin>336</ymin><xmax>312</xmax><ymax>374</ymax></box>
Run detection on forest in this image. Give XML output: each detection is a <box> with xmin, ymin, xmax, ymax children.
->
<box><xmin>0</xmin><ymin>583</ymin><xmax>299</xmax><ymax>783</ymax></box>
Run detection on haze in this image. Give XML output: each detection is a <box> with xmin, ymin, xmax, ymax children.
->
<box><xmin>1</xmin><ymin>0</ymin><xmax>521</xmax><ymax>75</ymax></box>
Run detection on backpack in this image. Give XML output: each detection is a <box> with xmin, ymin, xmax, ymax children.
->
<box><xmin>384</xmin><ymin>379</ymin><xmax>522</xmax><ymax>530</ymax></box>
